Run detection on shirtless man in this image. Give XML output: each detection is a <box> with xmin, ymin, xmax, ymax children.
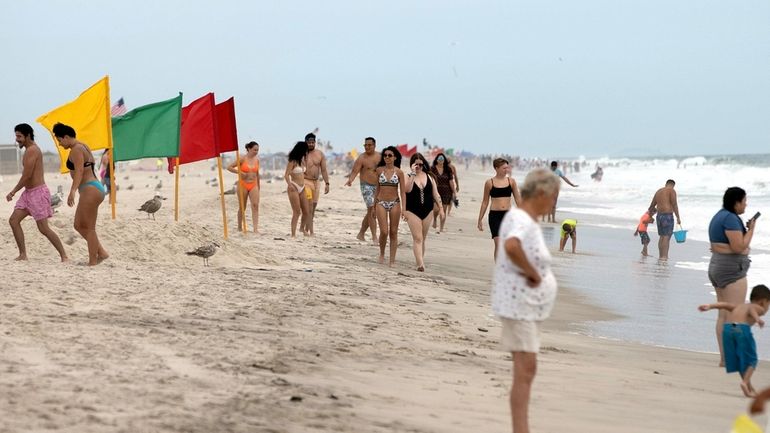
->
<box><xmin>6</xmin><ymin>123</ymin><xmax>68</xmax><ymax>262</ymax></box>
<box><xmin>543</xmin><ymin>160</ymin><xmax>578</xmax><ymax>222</ymax></box>
<box><xmin>301</xmin><ymin>132</ymin><xmax>329</xmax><ymax>235</ymax></box>
<box><xmin>344</xmin><ymin>137</ymin><xmax>379</xmax><ymax>242</ymax></box>
<box><xmin>648</xmin><ymin>179</ymin><xmax>681</xmax><ymax>260</ymax></box>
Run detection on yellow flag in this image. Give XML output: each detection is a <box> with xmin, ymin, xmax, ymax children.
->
<box><xmin>37</xmin><ymin>76</ymin><xmax>113</xmax><ymax>173</ymax></box>
<box><xmin>350</xmin><ymin>148</ymin><xmax>359</xmax><ymax>159</ymax></box>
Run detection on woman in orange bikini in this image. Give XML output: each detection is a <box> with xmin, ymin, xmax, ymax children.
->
<box><xmin>284</xmin><ymin>141</ymin><xmax>311</xmax><ymax>238</ymax></box>
<box><xmin>228</xmin><ymin>141</ymin><xmax>261</xmax><ymax>233</ymax></box>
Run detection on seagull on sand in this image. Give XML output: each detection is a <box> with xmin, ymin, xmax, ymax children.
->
<box><xmin>138</xmin><ymin>193</ymin><xmax>165</xmax><ymax>220</ymax></box>
<box><xmin>50</xmin><ymin>192</ymin><xmax>63</xmax><ymax>210</ymax></box>
<box><xmin>186</xmin><ymin>242</ymin><xmax>219</xmax><ymax>266</ymax></box>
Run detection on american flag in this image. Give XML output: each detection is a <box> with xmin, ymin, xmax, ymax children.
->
<box><xmin>110</xmin><ymin>97</ymin><xmax>127</xmax><ymax>116</ymax></box>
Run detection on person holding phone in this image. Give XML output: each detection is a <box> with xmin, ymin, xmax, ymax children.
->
<box><xmin>707</xmin><ymin>187</ymin><xmax>757</xmax><ymax>367</ymax></box>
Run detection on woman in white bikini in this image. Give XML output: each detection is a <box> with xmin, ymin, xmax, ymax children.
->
<box><xmin>374</xmin><ymin>146</ymin><xmax>407</xmax><ymax>267</ymax></box>
<box><xmin>284</xmin><ymin>141</ymin><xmax>311</xmax><ymax>238</ymax></box>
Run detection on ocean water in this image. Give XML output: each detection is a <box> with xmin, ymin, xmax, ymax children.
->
<box><xmin>545</xmin><ymin>154</ymin><xmax>770</xmax><ymax>357</ymax></box>
<box><xmin>556</xmin><ymin>154</ymin><xmax>770</xmax><ymax>289</ymax></box>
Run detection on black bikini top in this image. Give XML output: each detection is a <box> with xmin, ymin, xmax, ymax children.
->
<box><xmin>66</xmin><ymin>159</ymin><xmax>96</xmax><ymax>171</ymax></box>
<box><xmin>489</xmin><ymin>179</ymin><xmax>513</xmax><ymax>198</ymax></box>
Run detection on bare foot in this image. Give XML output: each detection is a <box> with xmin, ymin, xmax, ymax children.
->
<box><xmin>417</xmin><ymin>265</ymin><xmax>424</xmax><ymax>272</ymax></box>
<box><xmin>741</xmin><ymin>382</ymin><xmax>756</xmax><ymax>398</ymax></box>
<box><xmin>356</xmin><ymin>233</ymin><xmax>366</xmax><ymax>241</ymax></box>
<box><xmin>389</xmin><ymin>262</ymin><xmax>395</xmax><ymax>268</ymax></box>
<box><xmin>61</xmin><ymin>256</ymin><xmax>70</xmax><ymax>263</ymax></box>
<box><xmin>378</xmin><ymin>255</ymin><xmax>385</xmax><ymax>264</ymax></box>
<box><xmin>96</xmin><ymin>254</ymin><xmax>109</xmax><ymax>264</ymax></box>
<box><xmin>14</xmin><ymin>255</ymin><xmax>28</xmax><ymax>261</ymax></box>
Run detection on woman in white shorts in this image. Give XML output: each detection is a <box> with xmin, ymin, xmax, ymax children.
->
<box><xmin>491</xmin><ymin>168</ymin><xmax>560</xmax><ymax>433</ymax></box>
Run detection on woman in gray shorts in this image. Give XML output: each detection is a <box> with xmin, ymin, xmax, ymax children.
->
<box><xmin>708</xmin><ymin>186</ymin><xmax>757</xmax><ymax>366</ymax></box>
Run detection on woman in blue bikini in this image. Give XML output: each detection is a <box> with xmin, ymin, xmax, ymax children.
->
<box><xmin>53</xmin><ymin>123</ymin><xmax>109</xmax><ymax>266</ymax></box>
<box><xmin>373</xmin><ymin>146</ymin><xmax>406</xmax><ymax>267</ymax></box>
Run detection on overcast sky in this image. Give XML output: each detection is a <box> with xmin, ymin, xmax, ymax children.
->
<box><xmin>2</xmin><ymin>1</ymin><xmax>769</xmax><ymax>158</ymax></box>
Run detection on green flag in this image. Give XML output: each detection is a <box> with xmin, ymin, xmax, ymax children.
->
<box><xmin>112</xmin><ymin>93</ymin><xmax>182</xmax><ymax>162</ymax></box>
<box><xmin>446</xmin><ymin>148</ymin><xmax>454</xmax><ymax>156</ymax></box>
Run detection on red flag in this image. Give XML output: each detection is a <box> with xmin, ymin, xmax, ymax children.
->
<box><xmin>168</xmin><ymin>93</ymin><xmax>218</xmax><ymax>172</ymax></box>
<box><xmin>215</xmin><ymin>97</ymin><xmax>238</xmax><ymax>153</ymax></box>
<box><xmin>397</xmin><ymin>144</ymin><xmax>417</xmax><ymax>158</ymax></box>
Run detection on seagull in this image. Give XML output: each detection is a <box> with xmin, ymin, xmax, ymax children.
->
<box><xmin>186</xmin><ymin>242</ymin><xmax>219</xmax><ymax>267</ymax></box>
<box><xmin>155</xmin><ymin>180</ymin><xmax>163</xmax><ymax>190</ymax></box>
<box><xmin>138</xmin><ymin>193</ymin><xmax>165</xmax><ymax>220</ymax></box>
<box><xmin>50</xmin><ymin>192</ymin><xmax>63</xmax><ymax>210</ymax></box>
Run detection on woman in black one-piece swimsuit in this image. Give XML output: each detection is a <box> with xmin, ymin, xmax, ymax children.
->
<box><xmin>403</xmin><ymin>153</ymin><xmax>444</xmax><ymax>272</ymax></box>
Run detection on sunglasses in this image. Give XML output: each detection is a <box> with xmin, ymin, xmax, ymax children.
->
<box><xmin>414</xmin><ymin>163</ymin><xmax>424</xmax><ymax>167</ymax></box>
<box><xmin>384</xmin><ymin>153</ymin><xmax>395</xmax><ymax>157</ymax></box>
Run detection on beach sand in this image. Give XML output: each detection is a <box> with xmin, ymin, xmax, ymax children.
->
<box><xmin>0</xmin><ymin>161</ymin><xmax>763</xmax><ymax>432</ymax></box>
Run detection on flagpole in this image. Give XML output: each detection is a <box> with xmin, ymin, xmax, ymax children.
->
<box><xmin>174</xmin><ymin>158</ymin><xmax>180</xmax><ymax>222</ymax></box>
<box><xmin>234</xmin><ymin>151</ymin><xmax>247</xmax><ymax>232</ymax></box>
<box><xmin>104</xmin><ymin>76</ymin><xmax>117</xmax><ymax>220</ymax></box>
<box><xmin>216</xmin><ymin>156</ymin><xmax>229</xmax><ymax>239</ymax></box>
<box><xmin>109</xmin><ymin>149</ymin><xmax>116</xmax><ymax>219</ymax></box>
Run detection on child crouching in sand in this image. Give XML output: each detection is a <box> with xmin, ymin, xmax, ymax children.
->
<box><xmin>699</xmin><ymin>284</ymin><xmax>770</xmax><ymax>397</ymax></box>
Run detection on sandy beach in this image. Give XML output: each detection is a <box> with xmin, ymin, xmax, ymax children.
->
<box><xmin>0</xmin><ymin>161</ymin><xmax>764</xmax><ymax>432</ymax></box>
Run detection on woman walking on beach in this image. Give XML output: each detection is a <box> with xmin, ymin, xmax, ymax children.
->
<box><xmin>403</xmin><ymin>153</ymin><xmax>444</xmax><ymax>272</ymax></box>
<box><xmin>53</xmin><ymin>123</ymin><xmax>109</xmax><ymax>265</ymax></box>
<box><xmin>477</xmin><ymin>158</ymin><xmax>521</xmax><ymax>259</ymax></box>
<box><xmin>491</xmin><ymin>168</ymin><xmax>560</xmax><ymax>433</ymax></box>
<box><xmin>430</xmin><ymin>153</ymin><xmax>455</xmax><ymax>233</ymax></box>
<box><xmin>708</xmin><ymin>187</ymin><xmax>757</xmax><ymax>366</ymax></box>
<box><xmin>284</xmin><ymin>141</ymin><xmax>310</xmax><ymax>238</ymax></box>
<box><xmin>228</xmin><ymin>141</ymin><xmax>261</xmax><ymax>233</ymax></box>
<box><xmin>374</xmin><ymin>146</ymin><xmax>406</xmax><ymax>267</ymax></box>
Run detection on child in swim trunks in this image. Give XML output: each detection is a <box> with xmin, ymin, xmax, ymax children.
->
<box><xmin>559</xmin><ymin>219</ymin><xmax>577</xmax><ymax>253</ymax></box>
<box><xmin>699</xmin><ymin>284</ymin><xmax>770</xmax><ymax>397</ymax></box>
<box><xmin>634</xmin><ymin>208</ymin><xmax>656</xmax><ymax>256</ymax></box>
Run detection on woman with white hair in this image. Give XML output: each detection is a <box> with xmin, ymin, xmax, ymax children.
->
<box><xmin>491</xmin><ymin>168</ymin><xmax>560</xmax><ymax>433</ymax></box>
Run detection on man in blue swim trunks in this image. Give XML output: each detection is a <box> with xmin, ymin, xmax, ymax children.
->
<box><xmin>345</xmin><ymin>137</ymin><xmax>380</xmax><ymax>243</ymax></box>
<box><xmin>648</xmin><ymin>179</ymin><xmax>681</xmax><ymax>260</ymax></box>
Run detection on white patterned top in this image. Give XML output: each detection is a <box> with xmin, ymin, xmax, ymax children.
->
<box><xmin>491</xmin><ymin>208</ymin><xmax>558</xmax><ymax>321</ymax></box>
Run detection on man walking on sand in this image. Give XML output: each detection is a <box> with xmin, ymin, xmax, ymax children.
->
<box><xmin>300</xmin><ymin>132</ymin><xmax>329</xmax><ymax>235</ymax></box>
<box><xmin>648</xmin><ymin>179</ymin><xmax>681</xmax><ymax>260</ymax></box>
<box><xmin>6</xmin><ymin>123</ymin><xmax>68</xmax><ymax>262</ymax></box>
<box><xmin>345</xmin><ymin>137</ymin><xmax>380</xmax><ymax>243</ymax></box>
